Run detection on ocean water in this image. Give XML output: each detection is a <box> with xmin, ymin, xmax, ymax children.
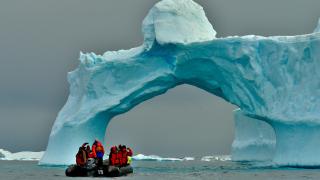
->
<box><xmin>1</xmin><ymin>160</ymin><xmax>320</xmax><ymax>180</ymax></box>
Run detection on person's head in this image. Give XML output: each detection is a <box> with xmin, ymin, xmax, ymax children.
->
<box><xmin>111</xmin><ymin>146</ymin><xmax>117</xmax><ymax>153</ymax></box>
<box><xmin>86</xmin><ymin>145</ymin><xmax>90</xmax><ymax>151</ymax></box>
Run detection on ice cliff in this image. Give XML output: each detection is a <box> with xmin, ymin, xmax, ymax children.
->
<box><xmin>41</xmin><ymin>0</ymin><xmax>320</xmax><ymax>166</ymax></box>
<box><xmin>231</xmin><ymin>109</ymin><xmax>275</xmax><ymax>161</ymax></box>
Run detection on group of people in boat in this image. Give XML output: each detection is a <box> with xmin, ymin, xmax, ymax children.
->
<box><xmin>75</xmin><ymin>139</ymin><xmax>133</xmax><ymax>168</ymax></box>
<box><xmin>109</xmin><ymin>145</ymin><xmax>133</xmax><ymax>167</ymax></box>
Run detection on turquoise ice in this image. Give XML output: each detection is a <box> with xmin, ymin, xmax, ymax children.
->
<box><xmin>40</xmin><ymin>0</ymin><xmax>320</xmax><ymax>166</ymax></box>
<box><xmin>232</xmin><ymin>109</ymin><xmax>275</xmax><ymax>162</ymax></box>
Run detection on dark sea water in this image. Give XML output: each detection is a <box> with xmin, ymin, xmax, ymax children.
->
<box><xmin>2</xmin><ymin>160</ymin><xmax>320</xmax><ymax>180</ymax></box>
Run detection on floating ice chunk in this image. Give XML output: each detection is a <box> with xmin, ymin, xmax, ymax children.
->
<box><xmin>0</xmin><ymin>149</ymin><xmax>44</xmax><ymax>161</ymax></box>
<box><xmin>132</xmin><ymin>154</ymin><xmax>194</xmax><ymax>161</ymax></box>
<box><xmin>183</xmin><ymin>157</ymin><xmax>195</xmax><ymax>161</ymax></box>
<box><xmin>132</xmin><ymin>154</ymin><xmax>181</xmax><ymax>161</ymax></box>
<box><xmin>201</xmin><ymin>155</ymin><xmax>231</xmax><ymax>162</ymax></box>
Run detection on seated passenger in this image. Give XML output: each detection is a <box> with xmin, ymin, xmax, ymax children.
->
<box><xmin>109</xmin><ymin>146</ymin><xmax>119</xmax><ymax>166</ymax></box>
<box><xmin>92</xmin><ymin>139</ymin><xmax>105</xmax><ymax>166</ymax></box>
<box><xmin>76</xmin><ymin>146</ymin><xmax>87</xmax><ymax>167</ymax></box>
<box><xmin>120</xmin><ymin>145</ymin><xmax>128</xmax><ymax>167</ymax></box>
<box><xmin>127</xmin><ymin>147</ymin><xmax>133</xmax><ymax>157</ymax></box>
<box><xmin>116</xmin><ymin>146</ymin><xmax>123</xmax><ymax>166</ymax></box>
<box><xmin>127</xmin><ymin>147</ymin><xmax>133</xmax><ymax>165</ymax></box>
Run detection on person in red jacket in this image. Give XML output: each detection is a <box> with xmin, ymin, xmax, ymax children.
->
<box><xmin>127</xmin><ymin>147</ymin><xmax>133</xmax><ymax>157</ymax></box>
<box><xmin>85</xmin><ymin>144</ymin><xmax>95</xmax><ymax>159</ymax></box>
<box><xmin>109</xmin><ymin>146</ymin><xmax>119</xmax><ymax>166</ymax></box>
<box><xmin>76</xmin><ymin>147</ymin><xmax>87</xmax><ymax>167</ymax></box>
<box><xmin>92</xmin><ymin>139</ymin><xmax>105</xmax><ymax>166</ymax></box>
<box><xmin>120</xmin><ymin>145</ymin><xmax>128</xmax><ymax>167</ymax></box>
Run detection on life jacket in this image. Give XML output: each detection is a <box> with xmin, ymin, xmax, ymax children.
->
<box><xmin>109</xmin><ymin>146</ymin><xmax>119</xmax><ymax>166</ymax></box>
<box><xmin>120</xmin><ymin>149</ymin><xmax>128</xmax><ymax>166</ymax></box>
<box><xmin>92</xmin><ymin>140</ymin><xmax>105</xmax><ymax>158</ymax></box>
<box><xmin>116</xmin><ymin>151</ymin><xmax>123</xmax><ymax>166</ymax></box>
<box><xmin>88</xmin><ymin>151</ymin><xmax>95</xmax><ymax>158</ymax></box>
<box><xmin>96</xmin><ymin>145</ymin><xmax>103</xmax><ymax>152</ymax></box>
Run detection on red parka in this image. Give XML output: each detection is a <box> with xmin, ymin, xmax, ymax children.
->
<box><xmin>92</xmin><ymin>140</ymin><xmax>105</xmax><ymax>158</ymax></box>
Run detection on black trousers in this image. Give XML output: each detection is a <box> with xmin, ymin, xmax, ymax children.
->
<box><xmin>96</xmin><ymin>158</ymin><xmax>103</xmax><ymax>166</ymax></box>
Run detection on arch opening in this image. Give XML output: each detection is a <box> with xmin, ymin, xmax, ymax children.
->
<box><xmin>104</xmin><ymin>84</ymin><xmax>237</xmax><ymax>157</ymax></box>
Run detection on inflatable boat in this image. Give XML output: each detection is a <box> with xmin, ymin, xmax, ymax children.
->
<box><xmin>65</xmin><ymin>159</ymin><xmax>133</xmax><ymax>177</ymax></box>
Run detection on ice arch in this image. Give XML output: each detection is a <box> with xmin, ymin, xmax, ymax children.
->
<box><xmin>106</xmin><ymin>84</ymin><xmax>236</xmax><ymax>157</ymax></box>
<box><xmin>41</xmin><ymin>0</ymin><xmax>320</xmax><ymax>166</ymax></box>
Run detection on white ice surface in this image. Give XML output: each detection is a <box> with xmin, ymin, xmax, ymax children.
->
<box><xmin>0</xmin><ymin>149</ymin><xmax>44</xmax><ymax>161</ymax></box>
<box><xmin>142</xmin><ymin>0</ymin><xmax>216</xmax><ymax>49</ymax></box>
<box><xmin>314</xmin><ymin>18</ymin><xmax>320</xmax><ymax>33</ymax></box>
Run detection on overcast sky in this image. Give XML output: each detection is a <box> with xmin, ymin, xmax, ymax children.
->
<box><xmin>0</xmin><ymin>0</ymin><xmax>320</xmax><ymax>157</ymax></box>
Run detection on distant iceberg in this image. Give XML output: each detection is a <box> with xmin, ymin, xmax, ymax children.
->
<box><xmin>201</xmin><ymin>155</ymin><xmax>231</xmax><ymax>162</ymax></box>
<box><xmin>132</xmin><ymin>154</ymin><xmax>194</xmax><ymax>161</ymax></box>
<box><xmin>0</xmin><ymin>149</ymin><xmax>44</xmax><ymax>161</ymax></box>
<box><xmin>132</xmin><ymin>154</ymin><xmax>229</xmax><ymax>162</ymax></box>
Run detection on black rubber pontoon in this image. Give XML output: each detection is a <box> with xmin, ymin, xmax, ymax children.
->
<box><xmin>65</xmin><ymin>160</ymin><xmax>133</xmax><ymax>177</ymax></box>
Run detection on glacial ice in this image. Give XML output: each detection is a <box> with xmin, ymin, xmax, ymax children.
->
<box><xmin>142</xmin><ymin>0</ymin><xmax>216</xmax><ymax>49</ymax></box>
<box><xmin>132</xmin><ymin>154</ymin><xmax>193</xmax><ymax>161</ymax></box>
<box><xmin>200</xmin><ymin>155</ymin><xmax>231</xmax><ymax>162</ymax></box>
<box><xmin>314</xmin><ymin>18</ymin><xmax>320</xmax><ymax>33</ymax></box>
<box><xmin>0</xmin><ymin>149</ymin><xmax>44</xmax><ymax>161</ymax></box>
<box><xmin>231</xmin><ymin>109</ymin><xmax>275</xmax><ymax>161</ymax></box>
<box><xmin>41</xmin><ymin>0</ymin><xmax>320</xmax><ymax>166</ymax></box>
<box><xmin>132</xmin><ymin>154</ymin><xmax>228</xmax><ymax>162</ymax></box>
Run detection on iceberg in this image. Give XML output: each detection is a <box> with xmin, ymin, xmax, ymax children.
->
<box><xmin>201</xmin><ymin>155</ymin><xmax>231</xmax><ymax>162</ymax></box>
<box><xmin>314</xmin><ymin>18</ymin><xmax>320</xmax><ymax>33</ymax></box>
<box><xmin>132</xmin><ymin>154</ymin><xmax>194</xmax><ymax>161</ymax></box>
<box><xmin>41</xmin><ymin>0</ymin><xmax>320</xmax><ymax>166</ymax></box>
<box><xmin>231</xmin><ymin>109</ymin><xmax>275</xmax><ymax>161</ymax></box>
<box><xmin>0</xmin><ymin>149</ymin><xmax>44</xmax><ymax>161</ymax></box>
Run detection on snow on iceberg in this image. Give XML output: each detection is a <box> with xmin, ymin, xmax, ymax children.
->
<box><xmin>142</xmin><ymin>0</ymin><xmax>216</xmax><ymax>49</ymax></box>
<box><xmin>132</xmin><ymin>154</ymin><xmax>194</xmax><ymax>161</ymax></box>
<box><xmin>41</xmin><ymin>0</ymin><xmax>320</xmax><ymax>166</ymax></box>
<box><xmin>231</xmin><ymin>109</ymin><xmax>275</xmax><ymax>161</ymax></box>
<box><xmin>201</xmin><ymin>155</ymin><xmax>231</xmax><ymax>162</ymax></box>
<box><xmin>0</xmin><ymin>149</ymin><xmax>44</xmax><ymax>161</ymax></box>
<box><xmin>314</xmin><ymin>18</ymin><xmax>320</xmax><ymax>33</ymax></box>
